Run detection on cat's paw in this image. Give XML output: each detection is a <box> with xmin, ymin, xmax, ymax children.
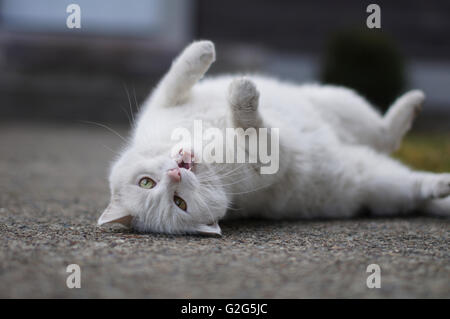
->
<box><xmin>228</xmin><ymin>78</ymin><xmax>260</xmax><ymax>112</ymax></box>
<box><xmin>385</xmin><ymin>90</ymin><xmax>425</xmax><ymax>151</ymax></box>
<box><xmin>423</xmin><ymin>174</ymin><xmax>450</xmax><ymax>199</ymax></box>
<box><xmin>395</xmin><ymin>90</ymin><xmax>425</xmax><ymax>129</ymax></box>
<box><xmin>228</xmin><ymin>78</ymin><xmax>261</xmax><ymax>129</ymax></box>
<box><xmin>402</xmin><ymin>90</ymin><xmax>425</xmax><ymax>118</ymax></box>
<box><xmin>434</xmin><ymin>175</ymin><xmax>450</xmax><ymax>198</ymax></box>
<box><xmin>425</xmin><ymin>197</ymin><xmax>450</xmax><ymax>217</ymax></box>
<box><xmin>182</xmin><ymin>40</ymin><xmax>216</xmax><ymax>69</ymax></box>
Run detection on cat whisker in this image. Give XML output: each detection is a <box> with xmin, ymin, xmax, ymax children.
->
<box><xmin>196</xmin><ymin>164</ymin><xmax>247</xmax><ymax>182</ymax></box>
<box><xmin>200</xmin><ymin>176</ymin><xmax>256</xmax><ymax>188</ymax></box>
<box><xmin>101</xmin><ymin>144</ymin><xmax>121</xmax><ymax>156</ymax></box>
<box><xmin>123</xmin><ymin>83</ymin><xmax>136</xmax><ymax>129</ymax></box>
<box><xmin>119</xmin><ymin>105</ymin><xmax>133</xmax><ymax>127</ymax></box>
<box><xmin>80</xmin><ymin>120</ymin><xmax>128</xmax><ymax>143</ymax></box>
<box><xmin>132</xmin><ymin>86</ymin><xmax>142</xmax><ymax>113</ymax></box>
<box><xmin>196</xmin><ymin>194</ymin><xmax>216</xmax><ymax>222</ymax></box>
<box><xmin>220</xmin><ymin>182</ymin><xmax>274</xmax><ymax>196</ymax></box>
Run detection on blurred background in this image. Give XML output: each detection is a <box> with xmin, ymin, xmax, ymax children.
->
<box><xmin>0</xmin><ymin>0</ymin><xmax>449</xmax><ymax>169</ymax></box>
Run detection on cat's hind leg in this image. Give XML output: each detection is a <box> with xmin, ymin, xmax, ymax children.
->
<box><xmin>310</xmin><ymin>87</ymin><xmax>423</xmax><ymax>154</ymax></box>
<box><xmin>424</xmin><ymin>197</ymin><xmax>450</xmax><ymax>217</ymax></box>
<box><xmin>365</xmin><ymin>171</ymin><xmax>450</xmax><ymax>216</ymax></box>
<box><xmin>382</xmin><ymin>90</ymin><xmax>425</xmax><ymax>152</ymax></box>
<box><xmin>346</xmin><ymin>148</ymin><xmax>450</xmax><ymax>216</ymax></box>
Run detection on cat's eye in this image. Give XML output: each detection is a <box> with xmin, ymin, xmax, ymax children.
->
<box><xmin>138</xmin><ymin>177</ymin><xmax>156</xmax><ymax>189</ymax></box>
<box><xmin>174</xmin><ymin>195</ymin><xmax>187</xmax><ymax>211</ymax></box>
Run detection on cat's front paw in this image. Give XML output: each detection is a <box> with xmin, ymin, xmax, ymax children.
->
<box><xmin>182</xmin><ymin>40</ymin><xmax>216</xmax><ymax>69</ymax></box>
<box><xmin>227</xmin><ymin>78</ymin><xmax>261</xmax><ymax>129</ymax></box>
<box><xmin>228</xmin><ymin>78</ymin><xmax>260</xmax><ymax>112</ymax></box>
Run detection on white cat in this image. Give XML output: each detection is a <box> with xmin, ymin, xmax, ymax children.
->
<box><xmin>98</xmin><ymin>40</ymin><xmax>450</xmax><ymax>235</ymax></box>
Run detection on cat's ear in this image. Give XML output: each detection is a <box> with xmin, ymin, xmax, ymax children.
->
<box><xmin>97</xmin><ymin>201</ymin><xmax>132</xmax><ymax>227</ymax></box>
<box><xmin>196</xmin><ymin>222</ymin><xmax>222</xmax><ymax>236</ymax></box>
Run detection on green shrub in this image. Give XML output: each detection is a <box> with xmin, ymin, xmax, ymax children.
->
<box><xmin>320</xmin><ymin>29</ymin><xmax>406</xmax><ymax>112</ymax></box>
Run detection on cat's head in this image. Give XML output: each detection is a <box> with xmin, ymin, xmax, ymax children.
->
<box><xmin>98</xmin><ymin>147</ymin><xmax>228</xmax><ymax>235</ymax></box>
<box><xmin>98</xmin><ymin>40</ymin><xmax>228</xmax><ymax>235</ymax></box>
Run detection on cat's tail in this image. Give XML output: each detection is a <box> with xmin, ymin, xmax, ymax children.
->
<box><xmin>423</xmin><ymin>197</ymin><xmax>450</xmax><ymax>217</ymax></box>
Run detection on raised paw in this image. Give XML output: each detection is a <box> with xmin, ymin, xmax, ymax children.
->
<box><xmin>182</xmin><ymin>40</ymin><xmax>216</xmax><ymax>70</ymax></box>
<box><xmin>227</xmin><ymin>78</ymin><xmax>261</xmax><ymax>129</ymax></box>
<box><xmin>228</xmin><ymin>78</ymin><xmax>260</xmax><ymax>112</ymax></box>
<box><xmin>402</xmin><ymin>90</ymin><xmax>425</xmax><ymax>118</ymax></box>
<box><xmin>155</xmin><ymin>40</ymin><xmax>215</xmax><ymax>106</ymax></box>
<box><xmin>385</xmin><ymin>89</ymin><xmax>426</xmax><ymax>152</ymax></box>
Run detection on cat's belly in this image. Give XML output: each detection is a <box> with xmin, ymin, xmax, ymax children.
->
<box><xmin>231</xmin><ymin>183</ymin><xmax>360</xmax><ymax>220</ymax></box>
<box><xmin>226</xmin><ymin>144</ymin><xmax>362</xmax><ymax>220</ymax></box>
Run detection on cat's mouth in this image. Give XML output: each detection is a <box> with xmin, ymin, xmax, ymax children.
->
<box><xmin>177</xmin><ymin>158</ymin><xmax>193</xmax><ymax>170</ymax></box>
<box><xmin>176</xmin><ymin>149</ymin><xmax>195</xmax><ymax>171</ymax></box>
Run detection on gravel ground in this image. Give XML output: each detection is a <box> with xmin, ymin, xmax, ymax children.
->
<box><xmin>0</xmin><ymin>123</ymin><xmax>449</xmax><ymax>298</ymax></box>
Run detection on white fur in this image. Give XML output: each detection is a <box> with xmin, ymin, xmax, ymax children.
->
<box><xmin>98</xmin><ymin>40</ymin><xmax>450</xmax><ymax>235</ymax></box>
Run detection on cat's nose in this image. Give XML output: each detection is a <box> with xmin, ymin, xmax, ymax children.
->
<box><xmin>168</xmin><ymin>167</ymin><xmax>181</xmax><ymax>183</ymax></box>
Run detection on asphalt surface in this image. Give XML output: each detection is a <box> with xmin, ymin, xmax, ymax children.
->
<box><xmin>0</xmin><ymin>123</ymin><xmax>449</xmax><ymax>298</ymax></box>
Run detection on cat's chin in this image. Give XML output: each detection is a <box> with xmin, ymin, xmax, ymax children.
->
<box><xmin>179</xmin><ymin>166</ymin><xmax>197</xmax><ymax>182</ymax></box>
